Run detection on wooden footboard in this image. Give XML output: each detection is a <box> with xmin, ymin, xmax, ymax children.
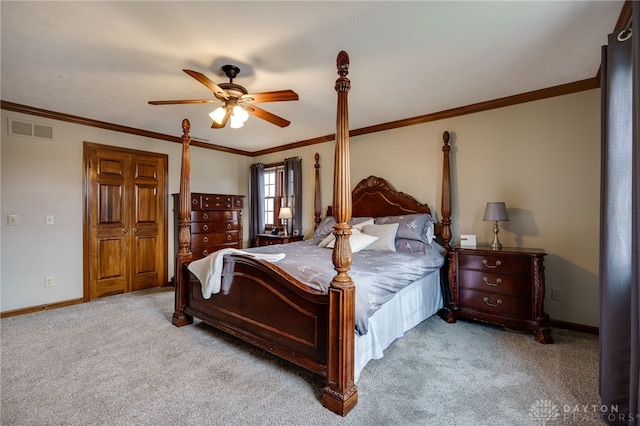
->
<box><xmin>184</xmin><ymin>254</ymin><xmax>329</xmax><ymax>375</ymax></box>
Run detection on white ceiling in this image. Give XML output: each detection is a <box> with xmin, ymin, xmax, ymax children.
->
<box><xmin>1</xmin><ymin>1</ymin><xmax>624</xmax><ymax>153</ymax></box>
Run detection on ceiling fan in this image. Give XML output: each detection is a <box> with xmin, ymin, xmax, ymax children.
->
<box><xmin>148</xmin><ymin>65</ymin><xmax>299</xmax><ymax>129</ymax></box>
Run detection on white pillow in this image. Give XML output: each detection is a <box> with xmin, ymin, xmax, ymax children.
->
<box><xmin>327</xmin><ymin>229</ymin><xmax>379</xmax><ymax>253</ymax></box>
<box><xmin>361</xmin><ymin>223</ymin><xmax>399</xmax><ymax>252</ymax></box>
<box><xmin>317</xmin><ymin>218</ymin><xmax>374</xmax><ymax>248</ymax></box>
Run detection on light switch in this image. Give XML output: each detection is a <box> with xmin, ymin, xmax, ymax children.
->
<box><xmin>46</xmin><ymin>215</ymin><xmax>55</xmax><ymax>225</ymax></box>
<box><xmin>7</xmin><ymin>215</ymin><xmax>19</xmax><ymax>226</ymax></box>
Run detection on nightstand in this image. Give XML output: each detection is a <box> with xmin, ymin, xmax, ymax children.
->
<box><xmin>255</xmin><ymin>233</ymin><xmax>303</xmax><ymax>247</ymax></box>
<box><xmin>443</xmin><ymin>244</ymin><xmax>553</xmax><ymax>344</ymax></box>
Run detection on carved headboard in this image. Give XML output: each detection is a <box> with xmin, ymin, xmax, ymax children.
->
<box><xmin>327</xmin><ymin>175</ymin><xmax>432</xmax><ymax>218</ymax></box>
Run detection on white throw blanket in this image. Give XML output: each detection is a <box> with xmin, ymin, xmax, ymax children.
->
<box><xmin>187</xmin><ymin>248</ymin><xmax>286</xmax><ymax>298</ymax></box>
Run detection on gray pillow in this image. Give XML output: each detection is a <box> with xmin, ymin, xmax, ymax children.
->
<box><xmin>313</xmin><ymin>216</ymin><xmax>374</xmax><ymax>237</ymax></box>
<box><xmin>374</xmin><ymin>213</ymin><xmax>435</xmax><ymax>244</ymax></box>
<box><xmin>395</xmin><ymin>238</ymin><xmax>429</xmax><ymax>254</ymax></box>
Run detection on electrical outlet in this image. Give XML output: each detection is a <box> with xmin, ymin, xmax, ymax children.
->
<box><xmin>7</xmin><ymin>214</ymin><xmax>19</xmax><ymax>226</ymax></box>
<box><xmin>45</xmin><ymin>276</ymin><xmax>54</xmax><ymax>288</ymax></box>
<box><xmin>46</xmin><ymin>215</ymin><xmax>55</xmax><ymax>225</ymax></box>
<box><xmin>551</xmin><ymin>288</ymin><xmax>561</xmax><ymax>301</ymax></box>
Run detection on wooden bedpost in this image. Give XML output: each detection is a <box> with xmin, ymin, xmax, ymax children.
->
<box><xmin>313</xmin><ymin>153</ymin><xmax>321</xmax><ymax>230</ymax></box>
<box><xmin>440</xmin><ymin>131</ymin><xmax>452</xmax><ymax>249</ymax></box>
<box><xmin>322</xmin><ymin>51</ymin><xmax>358</xmax><ymax>416</ymax></box>
<box><xmin>172</xmin><ymin>118</ymin><xmax>194</xmax><ymax>327</ymax></box>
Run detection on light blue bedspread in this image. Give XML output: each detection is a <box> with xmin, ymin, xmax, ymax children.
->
<box><xmin>244</xmin><ymin>237</ymin><xmax>445</xmax><ymax>335</ymax></box>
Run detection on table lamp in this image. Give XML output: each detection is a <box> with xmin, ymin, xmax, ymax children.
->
<box><xmin>279</xmin><ymin>207</ymin><xmax>293</xmax><ymax>237</ymax></box>
<box><xmin>483</xmin><ymin>202</ymin><xmax>509</xmax><ymax>250</ymax></box>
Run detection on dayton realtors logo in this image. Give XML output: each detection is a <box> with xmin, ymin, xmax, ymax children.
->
<box><xmin>529</xmin><ymin>399</ymin><xmax>560</xmax><ymax>425</ymax></box>
<box><xmin>529</xmin><ymin>399</ymin><xmax>635</xmax><ymax>424</ymax></box>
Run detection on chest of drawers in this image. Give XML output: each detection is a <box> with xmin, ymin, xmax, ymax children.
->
<box><xmin>173</xmin><ymin>193</ymin><xmax>245</xmax><ymax>261</ymax></box>
<box><xmin>446</xmin><ymin>245</ymin><xmax>552</xmax><ymax>343</ymax></box>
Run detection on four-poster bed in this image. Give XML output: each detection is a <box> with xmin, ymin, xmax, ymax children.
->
<box><xmin>172</xmin><ymin>51</ymin><xmax>453</xmax><ymax>416</ymax></box>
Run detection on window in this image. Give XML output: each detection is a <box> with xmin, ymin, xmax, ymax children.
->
<box><xmin>263</xmin><ymin>165</ymin><xmax>284</xmax><ymax>229</ymax></box>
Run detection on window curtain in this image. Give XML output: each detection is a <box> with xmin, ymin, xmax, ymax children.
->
<box><xmin>249</xmin><ymin>163</ymin><xmax>265</xmax><ymax>246</ymax></box>
<box><xmin>599</xmin><ymin>4</ymin><xmax>638</xmax><ymax>425</ymax></box>
<box><xmin>283</xmin><ymin>157</ymin><xmax>302</xmax><ymax>236</ymax></box>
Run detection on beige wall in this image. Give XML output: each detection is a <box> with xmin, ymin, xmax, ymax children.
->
<box><xmin>256</xmin><ymin>89</ymin><xmax>601</xmax><ymax>327</ymax></box>
<box><xmin>1</xmin><ymin>88</ymin><xmax>600</xmax><ymax>326</ymax></box>
<box><xmin>0</xmin><ymin>110</ymin><xmax>251</xmax><ymax>312</ymax></box>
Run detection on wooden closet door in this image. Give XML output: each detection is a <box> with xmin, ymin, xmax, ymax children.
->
<box><xmin>129</xmin><ymin>154</ymin><xmax>166</xmax><ymax>292</ymax></box>
<box><xmin>84</xmin><ymin>143</ymin><xmax>167</xmax><ymax>300</ymax></box>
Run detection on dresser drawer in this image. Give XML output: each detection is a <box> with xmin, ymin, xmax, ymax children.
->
<box><xmin>459</xmin><ymin>289</ymin><xmax>531</xmax><ymax>319</ymax></box>
<box><xmin>191</xmin><ymin>242</ymin><xmax>241</xmax><ymax>260</ymax></box>
<box><xmin>191</xmin><ymin>221</ymin><xmax>239</xmax><ymax>233</ymax></box>
<box><xmin>458</xmin><ymin>253</ymin><xmax>531</xmax><ymax>274</ymax></box>
<box><xmin>192</xmin><ymin>231</ymin><xmax>239</xmax><ymax>246</ymax></box>
<box><xmin>458</xmin><ymin>269</ymin><xmax>531</xmax><ymax>298</ymax></box>
<box><xmin>190</xmin><ymin>194</ymin><xmax>233</xmax><ymax>210</ymax></box>
<box><xmin>191</xmin><ymin>210</ymin><xmax>238</xmax><ymax>222</ymax></box>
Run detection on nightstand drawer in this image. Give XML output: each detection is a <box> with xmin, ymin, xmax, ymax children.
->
<box><xmin>458</xmin><ymin>269</ymin><xmax>531</xmax><ymax>298</ymax></box>
<box><xmin>459</xmin><ymin>289</ymin><xmax>531</xmax><ymax>318</ymax></box>
<box><xmin>458</xmin><ymin>253</ymin><xmax>530</xmax><ymax>274</ymax></box>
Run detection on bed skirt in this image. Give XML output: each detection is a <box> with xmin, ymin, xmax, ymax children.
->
<box><xmin>354</xmin><ymin>270</ymin><xmax>443</xmax><ymax>381</ymax></box>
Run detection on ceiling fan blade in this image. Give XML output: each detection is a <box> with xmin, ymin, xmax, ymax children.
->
<box><xmin>148</xmin><ymin>99</ymin><xmax>219</xmax><ymax>105</ymax></box>
<box><xmin>243</xmin><ymin>90</ymin><xmax>299</xmax><ymax>103</ymax></box>
<box><xmin>183</xmin><ymin>69</ymin><xmax>229</xmax><ymax>100</ymax></box>
<box><xmin>211</xmin><ymin>109</ymin><xmax>232</xmax><ymax>129</ymax></box>
<box><xmin>244</xmin><ymin>104</ymin><xmax>291</xmax><ymax>128</ymax></box>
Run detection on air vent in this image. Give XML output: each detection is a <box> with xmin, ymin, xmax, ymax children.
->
<box><xmin>8</xmin><ymin>118</ymin><xmax>55</xmax><ymax>140</ymax></box>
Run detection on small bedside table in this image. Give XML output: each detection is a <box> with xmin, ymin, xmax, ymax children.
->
<box><xmin>443</xmin><ymin>244</ymin><xmax>553</xmax><ymax>344</ymax></box>
<box><xmin>255</xmin><ymin>233</ymin><xmax>303</xmax><ymax>247</ymax></box>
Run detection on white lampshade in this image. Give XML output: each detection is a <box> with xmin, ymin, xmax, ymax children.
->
<box><xmin>232</xmin><ymin>105</ymin><xmax>249</xmax><ymax>122</ymax></box>
<box><xmin>278</xmin><ymin>207</ymin><xmax>293</xmax><ymax>219</ymax></box>
<box><xmin>209</xmin><ymin>106</ymin><xmax>227</xmax><ymax>124</ymax></box>
<box><xmin>229</xmin><ymin>115</ymin><xmax>245</xmax><ymax>129</ymax></box>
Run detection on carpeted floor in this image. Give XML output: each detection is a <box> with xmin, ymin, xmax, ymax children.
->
<box><xmin>1</xmin><ymin>287</ymin><xmax>604</xmax><ymax>425</ymax></box>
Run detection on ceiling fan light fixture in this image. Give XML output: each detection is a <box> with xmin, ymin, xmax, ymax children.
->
<box><xmin>210</xmin><ymin>106</ymin><xmax>227</xmax><ymax>124</ymax></box>
<box><xmin>233</xmin><ymin>105</ymin><xmax>249</xmax><ymax>123</ymax></box>
<box><xmin>229</xmin><ymin>115</ymin><xmax>245</xmax><ymax>129</ymax></box>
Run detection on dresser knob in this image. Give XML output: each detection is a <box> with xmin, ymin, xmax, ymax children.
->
<box><xmin>482</xmin><ymin>277</ymin><xmax>502</xmax><ymax>287</ymax></box>
<box><xmin>227</xmin><ymin>235</ymin><xmax>232</xmax><ymax>241</ymax></box>
<box><xmin>203</xmin><ymin>213</ymin><xmax>208</xmax><ymax>219</ymax></box>
<box><xmin>483</xmin><ymin>297</ymin><xmax>503</xmax><ymax>307</ymax></box>
<box><xmin>482</xmin><ymin>259</ymin><xmax>502</xmax><ymax>269</ymax></box>
<box><xmin>202</xmin><ymin>250</ymin><xmax>209</xmax><ymax>256</ymax></box>
<box><xmin>203</xmin><ymin>237</ymin><xmax>209</xmax><ymax>243</ymax></box>
<box><xmin>225</xmin><ymin>213</ymin><xmax>231</xmax><ymax>219</ymax></box>
<box><xmin>203</xmin><ymin>225</ymin><xmax>209</xmax><ymax>231</ymax></box>
<box><xmin>227</xmin><ymin>223</ymin><xmax>232</xmax><ymax>230</ymax></box>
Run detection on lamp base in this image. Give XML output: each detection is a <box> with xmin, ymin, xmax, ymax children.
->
<box><xmin>490</xmin><ymin>221</ymin><xmax>502</xmax><ymax>250</ymax></box>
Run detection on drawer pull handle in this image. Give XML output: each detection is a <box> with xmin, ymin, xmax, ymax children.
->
<box><xmin>202</xmin><ymin>213</ymin><xmax>209</xmax><ymax>219</ymax></box>
<box><xmin>482</xmin><ymin>277</ymin><xmax>502</xmax><ymax>287</ymax></box>
<box><xmin>482</xmin><ymin>259</ymin><xmax>502</xmax><ymax>269</ymax></box>
<box><xmin>202</xmin><ymin>250</ymin><xmax>209</xmax><ymax>256</ymax></box>
<box><xmin>227</xmin><ymin>223</ymin><xmax>232</xmax><ymax>230</ymax></box>
<box><xmin>483</xmin><ymin>297</ymin><xmax>503</xmax><ymax>307</ymax></box>
<box><xmin>227</xmin><ymin>235</ymin><xmax>232</xmax><ymax>241</ymax></box>
<box><xmin>202</xmin><ymin>225</ymin><xmax>209</xmax><ymax>231</ymax></box>
<box><xmin>226</xmin><ymin>213</ymin><xmax>231</xmax><ymax>219</ymax></box>
<box><xmin>203</xmin><ymin>237</ymin><xmax>209</xmax><ymax>243</ymax></box>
